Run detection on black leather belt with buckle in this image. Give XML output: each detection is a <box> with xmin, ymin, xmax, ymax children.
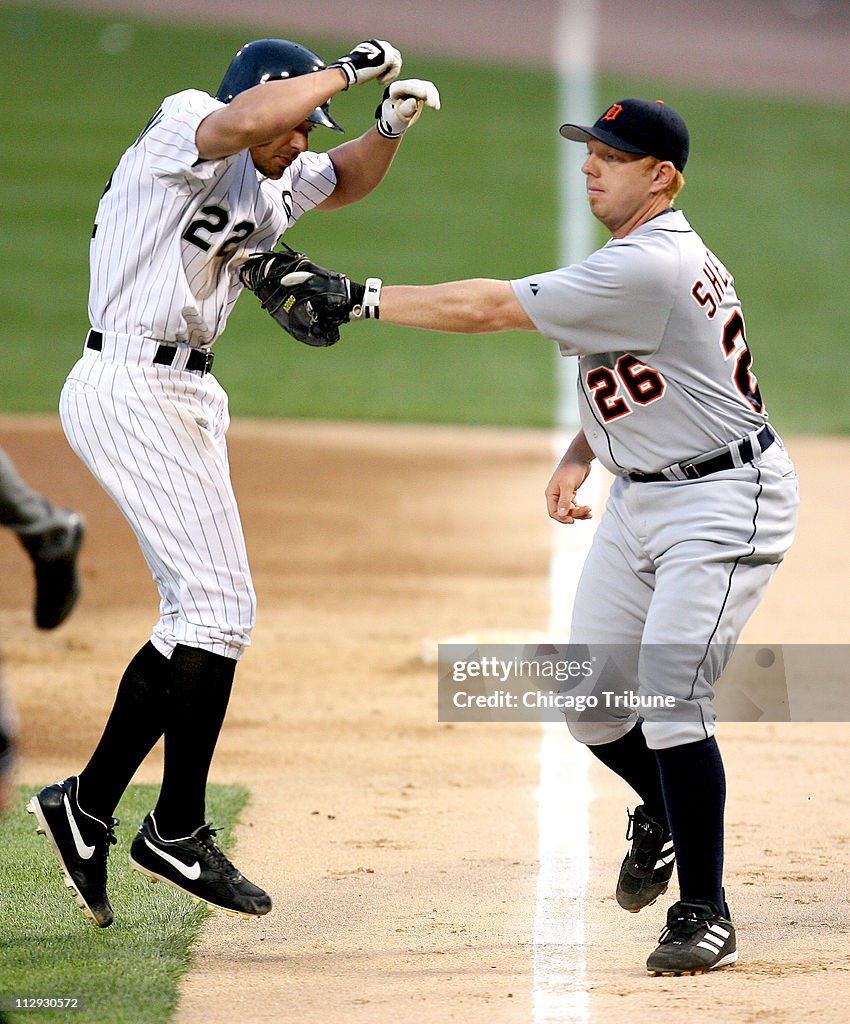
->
<box><xmin>628</xmin><ymin>424</ymin><xmax>774</xmax><ymax>482</ymax></box>
<box><xmin>86</xmin><ymin>330</ymin><xmax>214</xmax><ymax>375</ymax></box>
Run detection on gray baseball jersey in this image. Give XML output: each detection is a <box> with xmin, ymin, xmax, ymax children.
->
<box><xmin>511</xmin><ymin>208</ymin><xmax>798</xmax><ymax>748</ymax></box>
<box><xmin>511</xmin><ymin>209</ymin><xmax>767</xmax><ymax>476</ymax></box>
<box><xmin>61</xmin><ymin>89</ymin><xmax>336</xmax><ymax>660</ymax></box>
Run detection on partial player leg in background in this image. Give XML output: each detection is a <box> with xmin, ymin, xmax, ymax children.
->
<box><xmin>0</xmin><ymin>446</ymin><xmax>85</xmax><ymax>630</ymax></box>
<box><xmin>0</xmin><ymin>664</ymin><xmax>19</xmax><ymax>817</ymax></box>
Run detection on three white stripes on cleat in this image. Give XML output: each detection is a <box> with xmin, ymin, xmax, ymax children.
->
<box><xmin>656</xmin><ymin>841</ymin><xmax>675</xmax><ymax>869</ymax></box>
<box><xmin>696</xmin><ymin>923</ymin><xmax>731</xmax><ymax>954</ymax></box>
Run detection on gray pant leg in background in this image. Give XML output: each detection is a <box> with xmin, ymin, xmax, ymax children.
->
<box><xmin>0</xmin><ymin>446</ymin><xmax>66</xmax><ymax>536</ymax></box>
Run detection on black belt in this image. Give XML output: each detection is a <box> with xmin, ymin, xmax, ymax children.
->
<box><xmin>628</xmin><ymin>425</ymin><xmax>774</xmax><ymax>482</ymax></box>
<box><xmin>85</xmin><ymin>330</ymin><xmax>214</xmax><ymax>375</ymax></box>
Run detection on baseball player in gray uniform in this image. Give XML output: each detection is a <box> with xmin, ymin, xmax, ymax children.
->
<box><xmin>265</xmin><ymin>98</ymin><xmax>799</xmax><ymax>974</ymax></box>
<box><xmin>28</xmin><ymin>37</ymin><xmax>439</xmax><ymax>927</ymax></box>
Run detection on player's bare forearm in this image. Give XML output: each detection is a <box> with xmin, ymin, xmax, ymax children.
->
<box><xmin>546</xmin><ymin>431</ymin><xmax>595</xmax><ymax>524</ymax></box>
<box><xmin>379</xmin><ymin>280</ymin><xmax>537</xmax><ymax>333</ymax></box>
<box><xmin>196</xmin><ymin>69</ymin><xmax>347</xmax><ymax>159</ymax></box>
<box><xmin>242</xmin><ymin>260</ymin><xmax>536</xmax><ymax>340</ymax></box>
<box><xmin>562</xmin><ymin>430</ymin><xmax>596</xmax><ymax>467</ymax></box>
<box><xmin>320</xmin><ymin>128</ymin><xmax>403</xmax><ymax>210</ymax></box>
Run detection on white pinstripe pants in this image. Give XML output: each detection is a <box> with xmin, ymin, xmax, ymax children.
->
<box><xmin>60</xmin><ymin>347</ymin><xmax>256</xmax><ymax>661</ymax></box>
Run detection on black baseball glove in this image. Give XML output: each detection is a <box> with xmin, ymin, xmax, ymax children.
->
<box><xmin>239</xmin><ymin>245</ymin><xmax>358</xmax><ymax>347</ymax></box>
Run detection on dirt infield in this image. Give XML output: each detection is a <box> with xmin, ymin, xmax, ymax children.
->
<box><xmin>1</xmin><ymin>419</ymin><xmax>848</xmax><ymax>1023</ymax></box>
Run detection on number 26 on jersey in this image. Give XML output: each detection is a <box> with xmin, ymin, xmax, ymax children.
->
<box><xmin>585</xmin><ymin>355</ymin><xmax>666</xmax><ymax>423</ymax></box>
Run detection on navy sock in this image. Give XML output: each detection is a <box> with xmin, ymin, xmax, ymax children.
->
<box><xmin>586</xmin><ymin>722</ymin><xmax>668</xmax><ymax>824</ymax></box>
<box><xmin>153</xmin><ymin>644</ymin><xmax>235</xmax><ymax>837</ymax></box>
<box><xmin>654</xmin><ymin>736</ymin><xmax>726</xmax><ymax>912</ymax></box>
<box><xmin>78</xmin><ymin>641</ymin><xmax>169</xmax><ymax>821</ymax></box>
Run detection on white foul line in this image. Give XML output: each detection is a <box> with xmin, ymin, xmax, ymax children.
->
<box><xmin>532</xmin><ymin>721</ymin><xmax>592</xmax><ymax>1024</ymax></box>
<box><xmin>531</xmin><ymin>459</ymin><xmax>606</xmax><ymax>1024</ymax></box>
<box><xmin>534</xmin><ymin>1</ymin><xmax>599</xmax><ymax>1006</ymax></box>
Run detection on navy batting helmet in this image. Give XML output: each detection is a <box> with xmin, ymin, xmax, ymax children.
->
<box><xmin>215</xmin><ymin>38</ymin><xmax>343</xmax><ymax>133</ymax></box>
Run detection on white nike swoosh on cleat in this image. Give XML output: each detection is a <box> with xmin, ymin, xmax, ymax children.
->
<box><xmin>64</xmin><ymin>795</ymin><xmax>95</xmax><ymax>859</ymax></box>
<box><xmin>144</xmin><ymin>837</ymin><xmax>202</xmax><ymax>880</ymax></box>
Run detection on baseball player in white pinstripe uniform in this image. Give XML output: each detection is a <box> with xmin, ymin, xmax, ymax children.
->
<box><xmin>28</xmin><ymin>37</ymin><xmax>440</xmax><ymax>927</ymax></box>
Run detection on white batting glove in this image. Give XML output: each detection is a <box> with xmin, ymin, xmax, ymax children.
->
<box><xmin>329</xmin><ymin>40</ymin><xmax>402</xmax><ymax>89</ymax></box>
<box><xmin>375</xmin><ymin>79</ymin><xmax>441</xmax><ymax>138</ymax></box>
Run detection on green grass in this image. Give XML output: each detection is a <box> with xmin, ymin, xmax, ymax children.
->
<box><xmin>0</xmin><ymin>783</ymin><xmax>249</xmax><ymax>1024</ymax></box>
<box><xmin>0</xmin><ymin>5</ymin><xmax>846</xmax><ymax>433</ymax></box>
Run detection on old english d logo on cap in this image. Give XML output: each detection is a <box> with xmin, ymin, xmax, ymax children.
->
<box><xmin>600</xmin><ymin>103</ymin><xmax>624</xmax><ymax>122</ymax></box>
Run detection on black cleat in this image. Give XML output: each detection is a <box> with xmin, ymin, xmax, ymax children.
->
<box><xmin>20</xmin><ymin>512</ymin><xmax>85</xmax><ymax>630</ymax></box>
<box><xmin>28</xmin><ymin>776</ymin><xmax>118</xmax><ymax>927</ymax></box>
<box><xmin>647</xmin><ymin>899</ymin><xmax>738</xmax><ymax>976</ymax></box>
<box><xmin>616</xmin><ymin>804</ymin><xmax>675</xmax><ymax>912</ymax></box>
<box><xmin>129</xmin><ymin>813</ymin><xmax>272</xmax><ymax>919</ymax></box>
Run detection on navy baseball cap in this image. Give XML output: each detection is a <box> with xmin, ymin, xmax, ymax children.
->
<box><xmin>560</xmin><ymin>98</ymin><xmax>689</xmax><ymax>171</ymax></box>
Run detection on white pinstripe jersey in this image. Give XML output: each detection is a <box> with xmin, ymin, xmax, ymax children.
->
<box><xmin>511</xmin><ymin>210</ymin><xmax>770</xmax><ymax>476</ymax></box>
<box><xmin>89</xmin><ymin>89</ymin><xmax>336</xmax><ymax>348</ymax></box>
